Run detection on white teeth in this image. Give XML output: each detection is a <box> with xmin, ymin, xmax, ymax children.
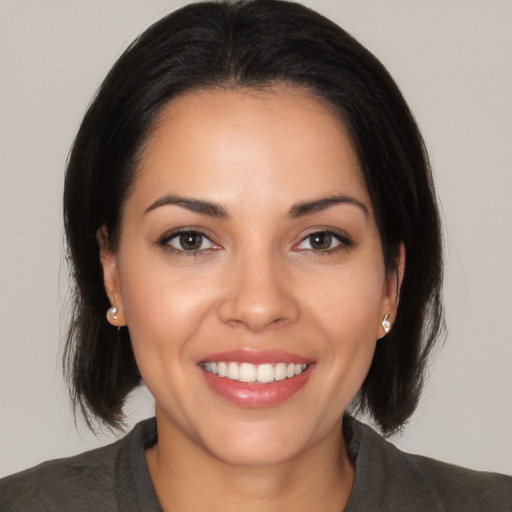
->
<box><xmin>227</xmin><ymin>362</ymin><xmax>239</xmax><ymax>380</ymax></box>
<box><xmin>202</xmin><ymin>361</ymin><xmax>308</xmax><ymax>383</ymax></box>
<box><xmin>274</xmin><ymin>362</ymin><xmax>287</xmax><ymax>381</ymax></box>
<box><xmin>239</xmin><ymin>363</ymin><xmax>256</xmax><ymax>383</ymax></box>
<box><xmin>217</xmin><ymin>361</ymin><xmax>227</xmax><ymax>377</ymax></box>
<box><xmin>257</xmin><ymin>364</ymin><xmax>275</xmax><ymax>383</ymax></box>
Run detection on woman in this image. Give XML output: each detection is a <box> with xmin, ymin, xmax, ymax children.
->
<box><xmin>1</xmin><ymin>1</ymin><xmax>510</xmax><ymax>510</ymax></box>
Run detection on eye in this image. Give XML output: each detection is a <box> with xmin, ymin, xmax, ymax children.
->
<box><xmin>296</xmin><ymin>230</ymin><xmax>349</xmax><ymax>253</ymax></box>
<box><xmin>162</xmin><ymin>231</ymin><xmax>215</xmax><ymax>253</ymax></box>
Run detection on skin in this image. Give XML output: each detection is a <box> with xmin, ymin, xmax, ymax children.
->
<box><xmin>99</xmin><ymin>85</ymin><xmax>404</xmax><ymax>511</ymax></box>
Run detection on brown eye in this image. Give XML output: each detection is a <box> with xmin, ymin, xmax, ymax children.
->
<box><xmin>296</xmin><ymin>231</ymin><xmax>347</xmax><ymax>253</ymax></box>
<box><xmin>309</xmin><ymin>232</ymin><xmax>333</xmax><ymax>250</ymax></box>
<box><xmin>179</xmin><ymin>233</ymin><xmax>203</xmax><ymax>251</ymax></box>
<box><xmin>164</xmin><ymin>231</ymin><xmax>214</xmax><ymax>252</ymax></box>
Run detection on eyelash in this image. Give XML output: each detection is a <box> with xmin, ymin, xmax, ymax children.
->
<box><xmin>157</xmin><ymin>228</ymin><xmax>351</xmax><ymax>258</ymax></box>
<box><xmin>295</xmin><ymin>229</ymin><xmax>352</xmax><ymax>255</ymax></box>
<box><xmin>157</xmin><ymin>229</ymin><xmax>217</xmax><ymax>258</ymax></box>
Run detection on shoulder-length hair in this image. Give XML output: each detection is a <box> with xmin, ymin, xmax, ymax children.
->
<box><xmin>64</xmin><ymin>0</ymin><xmax>443</xmax><ymax>435</ymax></box>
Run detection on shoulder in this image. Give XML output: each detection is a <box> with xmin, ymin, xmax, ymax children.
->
<box><xmin>0</xmin><ymin>439</ymin><xmax>122</xmax><ymax>511</ymax></box>
<box><xmin>403</xmin><ymin>449</ymin><xmax>512</xmax><ymax>508</ymax></box>
<box><xmin>345</xmin><ymin>417</ymin><xmax>512</xmax><ymax>512</ymax></box>
<box><xmin>0</xmin><ymin>418</ymin><xmax>158</xmax><ymax>512</ymax></box>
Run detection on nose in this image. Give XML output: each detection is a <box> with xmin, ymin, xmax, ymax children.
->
<box><xmin>218</xmin><ymin>251</ymin><xmax>300</xmax><ymax>332</ymax></box>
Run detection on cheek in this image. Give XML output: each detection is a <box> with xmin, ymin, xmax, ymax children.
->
<box><xmin>302</xmin><ymin>261</ymin><xmax>384</xmax><ymax>389</ymax></box>
<box><xmin>117</xmin><ymin>254</ymin><xmax>219</xmax><ymax>364</ymax></box>
<box><xmin>320</xmin><ymin>291</ymin><xmax>380</xmax><ymax>375</ymax></box>
<box><xmin>307</xmin><ymin>262</ymin><xmax>385</xmax><ymax>339</ymax></box>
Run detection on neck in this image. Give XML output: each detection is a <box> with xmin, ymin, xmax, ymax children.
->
<box><xmin>145</xmin><ymin>410</ymin><xmax>355</xmax><ymax>512</ymax></box>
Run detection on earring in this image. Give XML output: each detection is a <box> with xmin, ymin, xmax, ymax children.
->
<box><xmin>381</xmin><ymin>314</ymin><xmax>391</xmax><ymax>334</ymax></box>
<box><xmin>109</xmin><ymin>306</ymin><xmax>118</xmax><ymax>320</ymax></box>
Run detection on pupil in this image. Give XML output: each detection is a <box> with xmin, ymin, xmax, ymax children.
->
<box><xmin>180</xmin><ymin>233</ymin><xmax>201</xmax><ymax>250</ymax></box>
<box><xmin>311</xmin><ymin>233</ymin><xmax>331</xmax><ymax>250</ymax></box>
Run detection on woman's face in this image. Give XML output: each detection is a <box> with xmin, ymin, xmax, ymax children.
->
<box><xmin>101</xmin><ymin>86</ymin><xmax>400</xmax><ymax>466</ymax></box>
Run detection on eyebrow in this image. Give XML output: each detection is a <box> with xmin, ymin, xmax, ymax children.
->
<box><xmin>287</xmin><ymin>194</ymin><xmax>369</xmax><ymax>219</ymax></box>
<box><xmin>144</xmin><ymin>195</ymin><xmax>229</xmax><ymax>218</ymax></box>
<box><xmin>144</xmin><ymin>193</ymin><xmax>369</xmax><ymax>219</ymax></box>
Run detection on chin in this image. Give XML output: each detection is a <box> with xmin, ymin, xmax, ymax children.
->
<box><xmin>197</xmin><ymin>419</ymin><xmax>322</xmax><ymax>468</ymax></box>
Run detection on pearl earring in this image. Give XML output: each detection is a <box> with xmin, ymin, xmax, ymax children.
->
<box><xmin>109</xmin><ymin>306</ymin><xmax>118</xmax><ymax>320</ymax></box>
<box><xmin>381</xmin><ymin>314</ymin><xmax>391</xmax><ymax>334</ymax></box>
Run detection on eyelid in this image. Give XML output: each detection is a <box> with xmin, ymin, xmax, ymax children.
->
<box><xmin>294</xmin><ymin>228</ymin><xmax>352</xmax><ymax>252</ymax></box>
<box><xmin>170</xmin><ymin>232</ymin><xmax>213</xmax><ymax>251</ymax></box>
<box><xmin>157</xmin><ymin>227</ymin><xmax>221</xmax><ymax>254</ymax></box>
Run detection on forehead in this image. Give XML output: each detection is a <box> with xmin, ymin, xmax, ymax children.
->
<box><xmin>130</xmin><ymin>85</ymin><xmax>369</xmax><ymax>213</ymax></box>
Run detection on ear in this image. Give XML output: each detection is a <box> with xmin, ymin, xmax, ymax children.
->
<box><xmin>379</xmin><ymin>242</ymin><xmax>405</xmax><ymax>337</ymax></box>
<box><xmin>96</xmin><ymin>225</ymin><xmax>126</xmax><ymax>327</ymax></box>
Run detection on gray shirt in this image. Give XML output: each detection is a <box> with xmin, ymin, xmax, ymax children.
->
<box><xmin>1</xmin><ymin>416</ymin><xmax>510</xmax><ymax>511</ymax></box>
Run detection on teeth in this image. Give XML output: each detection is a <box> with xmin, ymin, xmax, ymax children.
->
<box><xmin>227</xmin><ymin>362</ymin><xmax>239</xmax><ymax>380</ymax></box>
<box><xmin>202</xmin><ymin>361</ymin><xmax>308</xmax><ymax>383</ymax></box>
<box><xmin>257</xmin><ymin>363</ymin><xmax>275</xmax><ymax>383</ymax></box>
<box><xmin>274</xmin><ymin>362</ymin><xmax>287</xmax><ymax>381</ymax></box>
<box><xmin>239</xmin><ymin>363</ymin><xmax>256</xmax><ymax>383</ymax></box>
<box><xmin>218</xmin><ymin>362</ymin><xmax>227</xmax><ymax>377</ymax></box>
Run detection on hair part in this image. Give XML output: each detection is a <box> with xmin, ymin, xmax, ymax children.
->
<box><xmin>63</xmin><ymin>0</ymin><xmax>443</xmax><ymax>435</ymax></box>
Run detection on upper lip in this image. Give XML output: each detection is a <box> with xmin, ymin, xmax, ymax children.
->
<box><xmin>198</xmin><ymin>349</ymin><xmax>312</xmax><ymax>365</ymax></box>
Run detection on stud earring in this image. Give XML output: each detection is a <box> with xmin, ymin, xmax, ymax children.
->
<box><xmin>381</xmin><ymin>314</ymin><xmax>391</xmax><ymax>334</ymax></box>
<box><xmin>109</xmin><ymin>306</ymin><xmax>118</xmax><ymax>320</ymax></box>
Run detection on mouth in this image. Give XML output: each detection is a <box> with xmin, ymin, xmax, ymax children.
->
<box><xmin>198</xmin><ymin>350</ymin><xmax>314</xmax><ymax>407</ymax></box>
<box><xmin>200</xmin><ymin>361</ymin><xmax>308</xmax><ymax>383</ymax></box>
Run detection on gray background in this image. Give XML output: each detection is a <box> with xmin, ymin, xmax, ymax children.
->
<box><xmin>0</xmin><ymin>0</ymin><xmax>511</xmax><ymax>477</ymax></box>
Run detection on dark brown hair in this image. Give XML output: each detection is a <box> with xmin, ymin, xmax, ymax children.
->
<box><xmin>63</xmin><ymin>0</ymin><xmax>443</xmax><ymax>435</ymax></box>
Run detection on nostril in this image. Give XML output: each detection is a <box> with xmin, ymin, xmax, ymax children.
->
<box><xmin>217</xmin><ymin>264</ymin><xmax>300</xmax><ymax>331</ymax></box>
<box><xmin>219</xmin><ymin>301</ymin><xmax>299</xmax><ymax>332</ymax></box>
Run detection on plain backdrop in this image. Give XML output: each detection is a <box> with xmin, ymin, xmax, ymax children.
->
<box><xmin>0</xmin><ymin>0</ymin><xmax>511</xmax><ymax>478</ymax></box>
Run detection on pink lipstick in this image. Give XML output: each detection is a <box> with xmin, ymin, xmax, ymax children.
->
<box><xmin>198</xmin><ymin>350</ymin><xmax>313</xmax><ymax>407</ymax></box>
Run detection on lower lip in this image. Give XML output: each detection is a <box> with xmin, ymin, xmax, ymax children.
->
<box><xmin>201</xmin><ymin>366</ymin><xmax>312</xmax><ymax>407</ymax></box>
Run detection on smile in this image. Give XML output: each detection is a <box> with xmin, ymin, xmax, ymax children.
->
<box><xmin>201</xmin><ymin>361</ymin><xmax>308</xmax><ymax>383</ymax></box>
